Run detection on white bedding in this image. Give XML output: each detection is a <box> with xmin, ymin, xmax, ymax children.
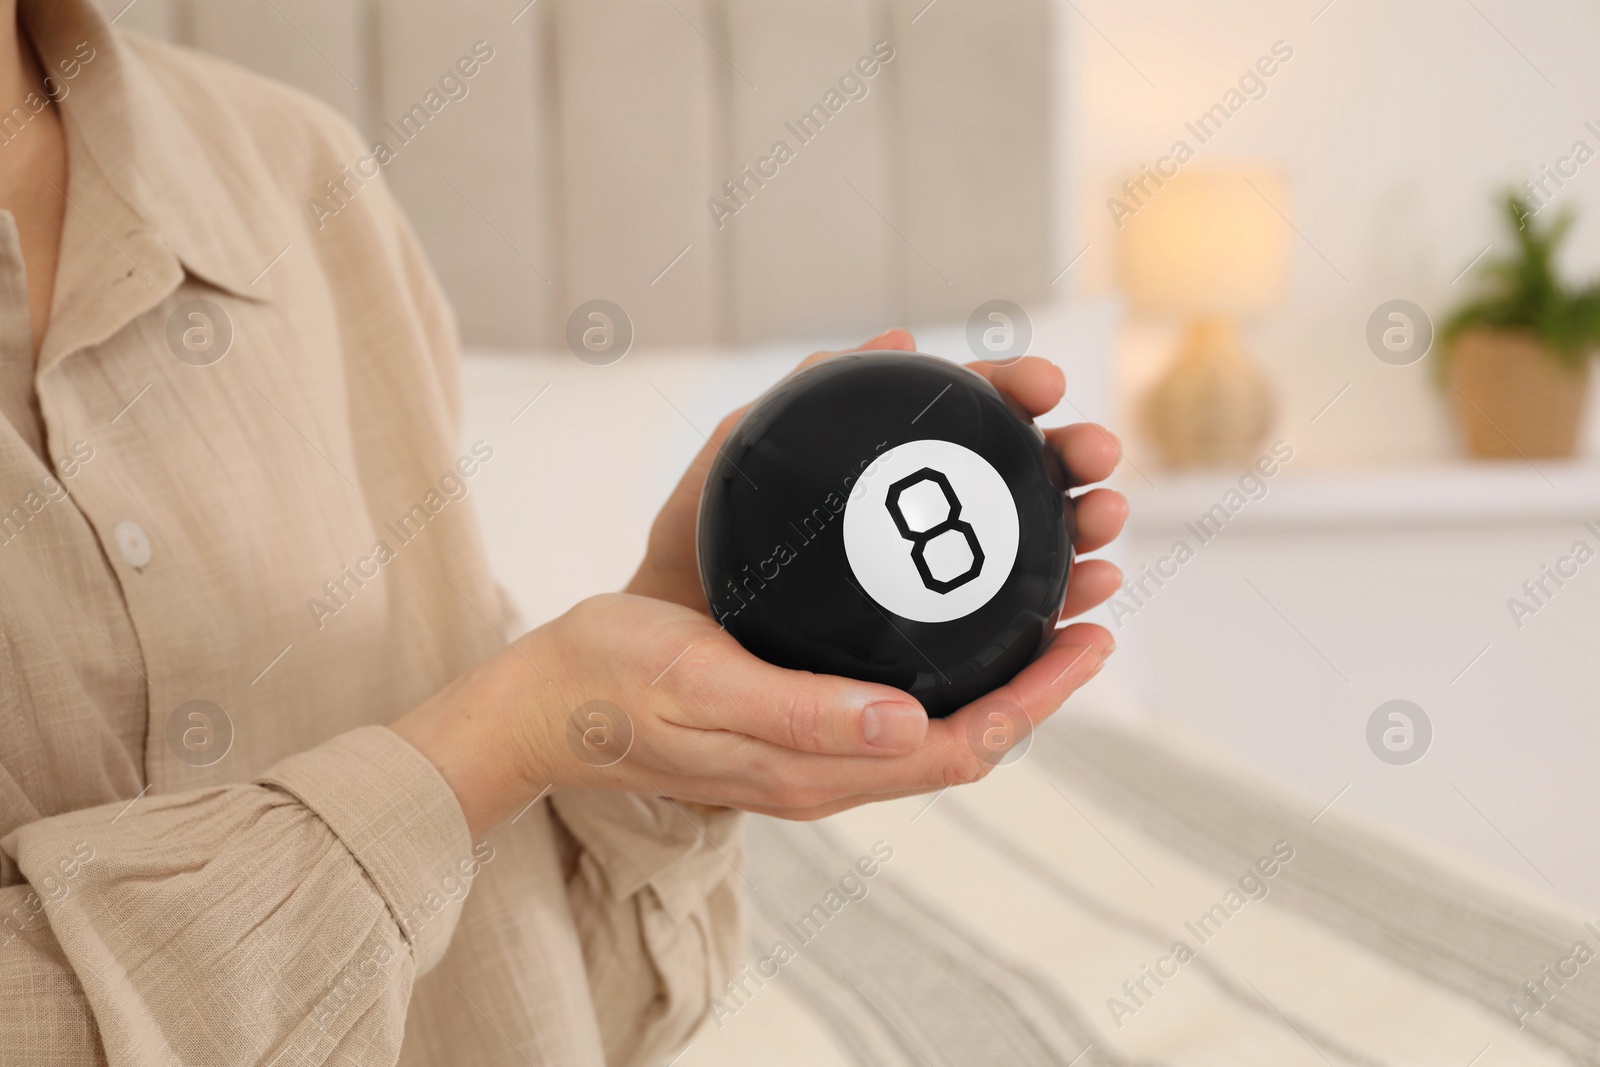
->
<box><xmin>679</xmin><ymin>716</ymin><xmax>1600</xmax><ymax>1066</ymax></box>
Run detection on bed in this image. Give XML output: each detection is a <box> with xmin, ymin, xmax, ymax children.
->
<box><xmin>675</xmin><ymin>713</ymin><xmax>1600</xmax><ymax>1066</ymax></box>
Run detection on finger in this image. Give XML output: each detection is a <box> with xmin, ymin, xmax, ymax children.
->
<box><xmin>963</xmin><ymin>356</ymin><xmax>1065</xmax><ymax>418</ymax></box>
<box><xmin>707</xmin><ymin>405</ymin><xmax>748</xmax><ymax>447</ymax></box>
<box><xmin>997</xmin><ymin>629</ymin><xmax>1110</xmax><ymax>718</ymax></box>
<box><xmin>1058</xmin><ymin>558</ymin><xmax>1122</xmax><ymax>620</ymax></box>
<box><xmin>724</xmin><ymin>622</ymin><xmax>1113</xmax><ymax>805</ymax></box>
<box><xmin>853</xmin><ymin>327</ymin><xmax>916</xmax><ymax>353</ymax></box>
<box><xmin>792</xmin><ymin>328</ymin><xmax>918</xmax><ymax>374</ymax></box>
<box><xmin>1071</xmin><ymin>488</ymin><xmax>1128</xmax><ymax>554</ymax></box>
<box><xmin>657</xmin><ymin>619</ymin><xmax>1110</xmax><ymax>809</ymax></box>
<box><xmin>643</xmin><ymin>775</ymin><xmax>935</xmax><ymax>820</ymax></box>
<box><xmin>1047</xmin><ymin>423</ymin><xmax>1123</xmax><ymax>488</ymax></box>
<box><xmin>957</xmin><ymin>622</ymin><xmax>1112</xmax><ymax>732</ymax></box>
<box><xmin>847</xmin><ymin>634</ymin><xmax>1109</xmax><ymax>790</ymax></box>
<box><xmin>718</xmin><ymin>334</ymin><xmax>918</xmax><ymax>461</ymax></box>
<box><xmin>657</xmin><ymin>736</ymin><xmax>966</xmax><ymax>811</ymax></box>
<box><xmin>668</xmin><ymin>640</ymin><xmax>929</xmax><ymax>756</ymax></box>
<box><xmin>662</xmin><ymin>406</ymin><xmax>748</xmax><ymax>509</ymax></box>
<box><xmin>638</xmin><ymin>739</ymin><xmax>940</xmax><ymax>812</ymax></box>
<box><xmin>734</xmin><ymin>785</ymin><xmax>939</xmax><ymax>821</ymax></box>
<box><xmin>1048</xmin><ymin>620</ymin><xmax>1115</xmax><ymax>653</ymax></box>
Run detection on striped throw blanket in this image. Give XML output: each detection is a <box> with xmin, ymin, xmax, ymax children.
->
<box><xmin>678</xmin><ymin>718</ymin><xmax>1600</xmax><ymax>1066</ymax></box>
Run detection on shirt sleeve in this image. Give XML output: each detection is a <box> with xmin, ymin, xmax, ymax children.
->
<box><xmin>366</xmin><ymin>142</ymin><xmax>749</xmax><ymax>1065</ymax></box>
<box><xmin>548</xmin><ymin>790</ymin><xmax>745</xmax><ymax>1067</ymax></box>
<box><xmin>0</xmin><ymin>726</ymin><xmax>474</xmax><ymax>1067</ymax></box>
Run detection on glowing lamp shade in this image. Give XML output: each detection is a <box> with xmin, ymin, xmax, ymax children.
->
<box><xmin>1117</xmin><ymin>168</ymin><xmax>1290</xmax><ymax>318</ymax></box>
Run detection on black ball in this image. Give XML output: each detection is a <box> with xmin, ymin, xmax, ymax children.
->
<box><xmin>696</xmin><ymin>351</ymin><xmax>1074</xmax><ymax>717</ymax></box>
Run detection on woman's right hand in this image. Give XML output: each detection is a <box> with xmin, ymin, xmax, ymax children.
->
<box><xmin>393</xmin><ymin>592</ymin><xmax>1112</xmax><ymax>836</ymax></box>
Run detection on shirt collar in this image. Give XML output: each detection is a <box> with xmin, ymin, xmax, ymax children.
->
<box><xmin>23</xmin><ymin>0</ymin><xmax>277</xmax><ymax>306</ymax></box>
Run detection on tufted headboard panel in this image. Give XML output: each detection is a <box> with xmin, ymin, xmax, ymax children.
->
<box><xmin>101</xmin><ymin>0</ymin><xmax>1055</xmax><ymax>349</ymax></box>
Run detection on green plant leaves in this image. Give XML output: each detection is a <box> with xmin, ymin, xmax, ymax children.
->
<box><xmin>1439</xmin><ymin>193</ymin><xmax>1600</xmax><ymax>380</ymax></box>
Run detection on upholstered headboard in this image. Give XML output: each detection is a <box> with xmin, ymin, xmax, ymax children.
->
<box><xmin>100</xmin><ymin>0</ymin><xmax>1055</xmax><ymax>349</ymax></box>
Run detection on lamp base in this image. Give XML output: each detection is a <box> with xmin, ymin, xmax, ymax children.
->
<box><xmin>1142</xmin><ymin>317</ymin><xmax>1274</xmax><ymax>468</ymax></box>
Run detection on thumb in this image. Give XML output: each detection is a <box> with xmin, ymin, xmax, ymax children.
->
<box><xmin>675</xmin><ymin>642</ymin><xmax>928</xmax><ymax>756</ymax></box>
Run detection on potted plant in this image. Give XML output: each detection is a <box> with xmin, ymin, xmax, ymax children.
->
<box><xmin>1440</xmin><ymin>194</ymin><xmax>1600</xmax><ymax>458</ymax></box>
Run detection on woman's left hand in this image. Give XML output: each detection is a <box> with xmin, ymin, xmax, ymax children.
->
<box><xmin>624</xmin><ymin>328</ymin><xmax>1129</xmax><ymax>630</ymax></box>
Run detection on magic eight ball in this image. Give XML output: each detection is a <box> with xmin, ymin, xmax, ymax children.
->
<box><xmin>696</xmin><ymin>351</ymin><xmax>1074</xmax><ymax>717</ymax></box>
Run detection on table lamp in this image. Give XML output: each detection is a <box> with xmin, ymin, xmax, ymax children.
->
<box><xmin>1117</xmin><ymin>167</ymin><xmax>1290</xmax><ymax>467</ymax></box>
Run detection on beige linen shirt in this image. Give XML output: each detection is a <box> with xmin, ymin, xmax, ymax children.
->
<box><xmin>0</xmin><ymin>3</ymin><xmax>742</xmax><ymax>1065</ymax></box>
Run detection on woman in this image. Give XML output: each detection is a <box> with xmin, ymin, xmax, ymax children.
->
<box><xmin>0</xmin><ymin>1</ymin><xmax>1126</xmax><ymax>1064</ymax></box>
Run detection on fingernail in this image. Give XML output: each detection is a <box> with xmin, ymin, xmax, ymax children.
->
<box><xmin>1086</xmin><ymin>660</ymin><xmax>1106</xmax><ymax>681</ymax></box>
<box><xmin>862</xmin><ymin>702</ymin><xmax>927</xmax><ymax>750</ymax></box>
<box><xmin>1103</xmin><ymin>637</ymin><xmax>1117</xmax><ymax>656</ymax></box>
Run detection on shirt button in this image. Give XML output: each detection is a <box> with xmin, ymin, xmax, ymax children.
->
<box><xmin>114</xmin><ymin>520</ymin><xmax>151</xmax><ymax>569</ymax></box>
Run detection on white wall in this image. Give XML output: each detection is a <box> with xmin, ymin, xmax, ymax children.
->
<box><xmin>1057</xmin><ymin>0</ymin><xmax>1600</xmax><ymax>467</ymax></box>
<box><xmin>1049</xmin><ymin>0</ymin><xmax>1600</xmax><ymax>911</ymax></box>
<box><xmin>1111</xmin><ymin>465</ymin><xmax>1600</xmax><ymax>913</ymax></box>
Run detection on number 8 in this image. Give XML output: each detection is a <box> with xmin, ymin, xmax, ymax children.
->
<box><xmin>884</xmin><ymin>468</ymin><xmax>984</xmax><ymax>593</ymax></box>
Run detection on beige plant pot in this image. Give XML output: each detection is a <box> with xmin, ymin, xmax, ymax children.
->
<box><xmin>1448</xmin><ymin>328</ymin><xmax>1590</xmax><ymax>459</ymax></box>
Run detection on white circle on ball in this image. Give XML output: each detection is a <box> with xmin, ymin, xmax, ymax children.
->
<box><xmin>842</xmin><ymin>439</ymin><xmax>1019</xmax><ymax>623</ymax></box>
